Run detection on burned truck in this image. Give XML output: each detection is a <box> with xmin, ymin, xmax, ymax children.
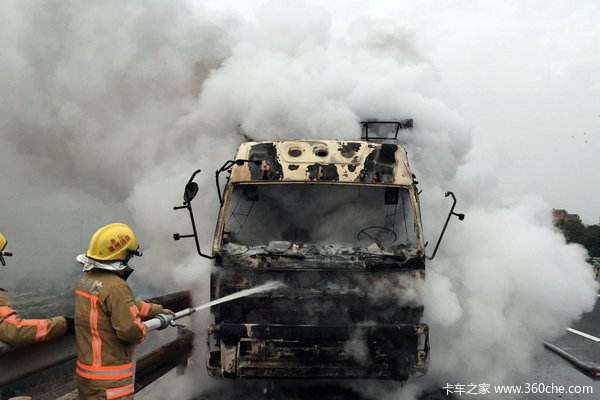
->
<box><xmin>174</xmin><ymin>120</ymin><xmax>462</xmax><ymax>381</ymax></box>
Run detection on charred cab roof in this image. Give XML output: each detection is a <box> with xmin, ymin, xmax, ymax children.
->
<box><xmin>229</xmin><ymin>139</ymin><xmax>414</xmax><ymax>185</ymax></box>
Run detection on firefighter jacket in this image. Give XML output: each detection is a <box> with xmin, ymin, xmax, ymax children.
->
<box><xmin>0</xmin><ymin>289</ymin><xmax>67</xmax><ymax>346</ymax></box>
<box><xmin>75</xmin><ymin>269</ymin><xmax>162</xmax><ymax>398</ymax></box>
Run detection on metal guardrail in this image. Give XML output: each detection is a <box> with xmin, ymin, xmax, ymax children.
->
<box><xmin>0</xmin><ymin>291</ymin><xmax>192</xmax><ymax>390</ymax></box>
<box><xmin>135</xmin><ymin>328</ymin><xmax>194</xmax><ymax>392</ymax></box>
<box><xmin>0</xmin><ymin>334</ymin><xmax>76</xmax><ymax>388</ymax></box>
<box><xmin>544</xmin><ymin>341</ymin><xmax>600</xmax><ymax>376</ymax></box>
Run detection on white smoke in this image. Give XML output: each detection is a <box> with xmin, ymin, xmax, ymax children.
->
<box><xmin>0</xmin><ymin>1</ymin><xmax>597</xmax><ymax>399</ymax></box>
<box><xmin>422</xmin><ymin>196</ymin><xmax>597</xmax><ymax>384</ymax></box>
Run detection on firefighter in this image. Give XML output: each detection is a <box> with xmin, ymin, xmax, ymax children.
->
<box><xmin>0</xmin><ymin>231</ymin><xmax>74</xmax><ymax>346</ymax></box>
<box><xmin>75</xmin><ymin>223</ymin><xmax>174</xmax><ymax>400</ymax></box>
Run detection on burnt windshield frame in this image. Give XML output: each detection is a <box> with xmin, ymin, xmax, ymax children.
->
<box><xmin>219</xmin><ymin>183</ymin><xmax>418</xmax><ymax>251</ymax></box>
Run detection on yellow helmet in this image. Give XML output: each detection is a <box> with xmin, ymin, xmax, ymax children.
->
<box><xmin>0</xmin><ymin>232</ymin><xmax>10</xmax><ymax>266</ymax></box>
<box><xmin>0</xmin><ymin>232</ymin><xmax>6</xmax><ymax>252</ymax></box>
<box><xmin>86</xmin><ymin>223</ymin><xmax>140</xmax><ymax>262</ymax></box>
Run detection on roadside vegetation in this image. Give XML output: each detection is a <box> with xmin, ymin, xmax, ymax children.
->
<box><xmin>555</xmin><ymin>218</ymin><xmax>600</xmax><ymax>260</ymax></box>
<box><xmin>9</xmin><ymin>278</ymin><xmax>75</xmax><ymax>318</ymax></box>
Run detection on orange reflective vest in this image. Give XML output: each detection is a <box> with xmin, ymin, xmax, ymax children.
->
<box><xmin>75</xmin><ymin>269</ymin><xmax>162</xmax><ymax>395</ymax></box>
<box><xmin>0</xmin><ymin>290</ymin><xmax>67</xmax><ymax>346</ymax></box>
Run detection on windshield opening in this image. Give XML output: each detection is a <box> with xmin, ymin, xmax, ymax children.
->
<box><xmin>222</xmin><ymin>183</ymin><xmax>417</xmax><ymax>254</ymax></box>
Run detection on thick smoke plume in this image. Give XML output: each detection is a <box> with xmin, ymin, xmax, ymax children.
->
<box><xmin>0</xmin><ymin>1</ymin><xmax>597</xmax><ymax>399</ymax></box>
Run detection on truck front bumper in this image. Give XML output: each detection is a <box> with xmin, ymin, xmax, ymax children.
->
<box><xmin>207</xmin><ymin>323</ymin><xmax>429</xmax><ymax>380</ymax></box>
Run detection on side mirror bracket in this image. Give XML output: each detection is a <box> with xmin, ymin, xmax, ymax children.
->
<box><xmin>425</xmin><ymin>191</ymin><xmax>464</xmax><ymax>260</ymax></box>
<box><xmin>215</xmin><ymin>159</ymin><xmax>262</xmax><ymax>204</ymax></box>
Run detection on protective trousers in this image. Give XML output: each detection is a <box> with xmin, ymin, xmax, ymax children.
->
<box><xmin>77</xmin><ymin>375</ymin><xmax>134</xmax><ymax>400</ymax></box>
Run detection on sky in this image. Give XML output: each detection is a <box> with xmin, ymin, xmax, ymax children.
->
<box><xmin>0</xmin><ymin>0</ymin><xmax>598</xmax><ymax>397</ymax></box>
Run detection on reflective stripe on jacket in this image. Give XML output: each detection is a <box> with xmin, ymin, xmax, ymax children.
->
<box><xmin>0</xmin><ymin>291</ymin><xmax>67</xmax><ymax>346</ymax></box>
<box><xmin>75</xmin><ymin>269</ymin><xmax>162</xmax><ymax>391</ymax></box>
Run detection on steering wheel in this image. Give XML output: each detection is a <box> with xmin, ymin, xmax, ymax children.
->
<box><xmin>357</xmin><ymin>226</ymin><xmax>397</xmax><ymax>247</ymax></box>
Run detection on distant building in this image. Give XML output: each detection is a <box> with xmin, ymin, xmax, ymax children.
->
<box><xmin>552</xmin><ymin>208</ymin><xmax>581</xmax><ymax>223</ymax></box>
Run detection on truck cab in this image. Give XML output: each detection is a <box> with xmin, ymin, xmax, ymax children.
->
<box><xmin>205</xmin><ymin>126</ymin><xmax>429</xmax><ymax>380</ymax></box>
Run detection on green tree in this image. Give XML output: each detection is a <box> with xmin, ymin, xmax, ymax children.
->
<box><xmin>584</xmin><ymin>224</ymin><xmax>600</xmax><ymax>257</ymax></box>
<box><xmin>555</xmin><ymin>217</ymin><xmax>600</xmax><ymax>262</ymax></box>
<box><xmin>556</xmin><ymin>217</ymin><xmax>586</xmax><ymax>244</ymax></box>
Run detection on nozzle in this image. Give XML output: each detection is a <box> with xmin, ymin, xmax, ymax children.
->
<box><xmin>155</xmin><ymin>313</ymin><xmax>175</xmax><ymax>330</ymax></box>
<box><xmin>144</xmin><ymin>312</ymin><xmax>176</xmax><ymax>332</ymax></box>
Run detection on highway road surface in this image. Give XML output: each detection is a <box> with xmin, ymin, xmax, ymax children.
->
<box><xmin>511</xmin><ymin>295</ymin><xmax>600</xmax><ymax>399</ymax></box>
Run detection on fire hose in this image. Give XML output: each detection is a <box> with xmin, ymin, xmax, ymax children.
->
<box><xmin>144</xmin><ymin>281</ymin><xmax>284</xmax><ymax>333</ymax></box>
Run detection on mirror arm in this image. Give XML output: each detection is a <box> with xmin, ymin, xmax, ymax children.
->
<box><xmin>215</xmin><ymin>160</ymin><xmax>236</xmax><ymax>204</ymax></box>
<box><xmin>215</xmin><ymin>159</ymin><xmax>261</xmax><ymax>204</ymax></box>
<box><xmin>425</xmin><ymin>191</ymin><xmax>465</xmax><ymax>261</ymax></box>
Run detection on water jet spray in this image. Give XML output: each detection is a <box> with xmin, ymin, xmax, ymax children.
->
<box><xmin>144</xmin><ymin>281</ymin><xmax>285</xmax><ymax>332</ymax></box>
